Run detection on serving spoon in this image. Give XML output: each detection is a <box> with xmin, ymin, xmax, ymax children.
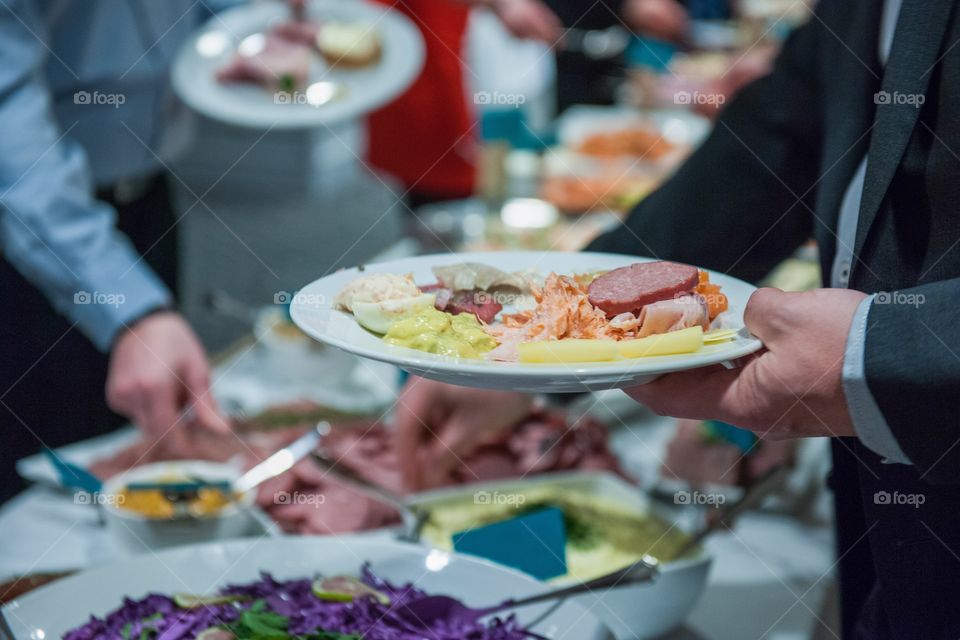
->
<box><xmin>397</xmin><ymin>555</ymin><xmax>659</xmax><ymax>629</ymax></box>
<box><xmin>308</xmin><ymin>449</ymin><xmax>428</xmax><ymax>542</ymax></box>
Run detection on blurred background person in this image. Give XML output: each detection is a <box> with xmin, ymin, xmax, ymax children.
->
<box><xmin>0</xmin><ymin>0</ymin><xmax>241</xmax><ymax>503</ymax></box>
<box><xmin>490</xmin><ymin>0</ymin><xmax>731</xmax><ymax>111</ymax></box>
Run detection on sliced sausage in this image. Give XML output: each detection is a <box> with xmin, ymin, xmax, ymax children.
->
<box><xmin>587</xmin><ymin>261</ymin><xmax>700</xmax><ymax>316</ymax></box>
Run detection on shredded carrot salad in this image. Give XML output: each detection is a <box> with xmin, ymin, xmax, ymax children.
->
<box><xmin>694</xmin><ymin>270</ymin><xmax>728</xmax><ymax>319</ymax></box>
<box><xmin>485</xmin><ymin>274</ymin><xmax>629</xmax><ymax>360</ymax></box>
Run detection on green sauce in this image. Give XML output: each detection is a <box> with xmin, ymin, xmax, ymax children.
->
<box><xmin>383</xmin><ymin>307</ymin><xmax>497</xmax><ymax>359</ymax></box>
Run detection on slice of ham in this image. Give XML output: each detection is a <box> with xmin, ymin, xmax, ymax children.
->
<box><xmin>270</xmin><ymin>20</ymin><xmax>321</xmax><ymax>47</ymax></box>
<box><xmin>636</xmin><ymin>294</ymin><xmax>710</xmax><ymax>338</ymax></box>
<box><xmin>90</xmin><ymin>403</ymin><xmax>625</xmax><ymax>536</ymax></box>
<box><xmin>421</xmin><ymin>284</ymin><xmax>502</xmax><ymax>324</ymax></box>
<box><xmin>216</xmin><ymin>35</ymin><xmax>312</xmax><ymax>90</ymax></box>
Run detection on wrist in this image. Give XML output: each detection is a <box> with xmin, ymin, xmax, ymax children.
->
<box><xmin>112</xmin><ymin>306</ymin><xmax>175</xmax><ymax>349</ymax></box>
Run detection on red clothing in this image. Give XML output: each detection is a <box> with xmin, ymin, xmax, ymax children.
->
<box><xmin>367</xmin><ymin>0</ymin><xmax>477</xmax><ymax>198</ymax></box>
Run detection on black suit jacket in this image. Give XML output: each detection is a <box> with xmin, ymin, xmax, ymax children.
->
<box><xmin>589</xmin><ymin>1</ymin><xmax>960</xmax><ymax>637</ymax></box>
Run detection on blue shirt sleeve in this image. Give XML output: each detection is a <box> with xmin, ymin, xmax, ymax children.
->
<box><xmin>843</xmin><ymin>294</ymin><xmax>911</xmax><ymax>464</ymax></box>
<box><xmin>0</xmin><ymin>0</ymin><xmax>172</xmax><ymax>351</ymax></box>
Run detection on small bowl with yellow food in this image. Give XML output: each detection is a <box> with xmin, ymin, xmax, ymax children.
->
<box><xmin>101</xmin><ymin>460</ymin><xmax>256</xmax><ymax>551</ymax></box>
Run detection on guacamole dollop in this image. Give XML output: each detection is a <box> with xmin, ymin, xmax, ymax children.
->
<box><xmin>383</xmin><ymin>307</ymin><xmax>497</xmax><ymax>359</ymax></box>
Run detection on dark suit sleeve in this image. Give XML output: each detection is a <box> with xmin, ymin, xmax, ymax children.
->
<box><xmin>864</xmin><ymin>280</ymin><xmax>960</xmax><ymax>484</ymax></box>
<box><xmin>587</xmin><ymin>9</ymin><xmax>829</xmax><ymax>284</ymax></box>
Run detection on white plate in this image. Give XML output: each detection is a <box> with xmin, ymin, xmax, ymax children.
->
<box><xmin>172</xmin><ymin>0</ymin><xmax>425</xmax><ymax>128</ymax></box>
<box><xmin>289</xmin><ymin>251</ymin><xmax>763</xmax><ymax>392</ymax></box>
<box><xmin>2</xmin><ymin>537</ymin><xmax>610</xmax><ymax>639</ymax></box>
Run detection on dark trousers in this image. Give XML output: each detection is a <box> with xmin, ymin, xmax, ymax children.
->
<box><xmin>0</xmin><ymin>174</ymin><xmax>178</xmax><ymax>504</ymax></box>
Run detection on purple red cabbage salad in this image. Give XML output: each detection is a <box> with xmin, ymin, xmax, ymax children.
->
<box><xmin>63</xmin><ymin>565</ymin><xmax>533</xmax><ymax>640</ymax></box>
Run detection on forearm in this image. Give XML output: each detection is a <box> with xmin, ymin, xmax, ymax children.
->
<box><xmin>0</xmin><ymin>0</ymin><xmax>171</xmax><ymax>351</ymax></box>
<box><xmin>864</xmin><ymin>279</ymin><xmax>960</xmax><ymax>484</ymax></box>
<box><xmin>0</xmin><ymin>153</ymin><xmax>173</xmax><ymax>351</ymax></box>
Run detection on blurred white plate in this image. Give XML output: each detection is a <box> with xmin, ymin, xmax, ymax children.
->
<box><xmin>172</xmin><ymin>0</ymin><xmax>424</xmax><ymax>128</ymax></box>
<box><xmin>3</xmin><ymin>537</ymin><xmax>610</xmax><ymax>639</ymax></box>
<box><xmin>290</xmin><ymin>251</ymin><xmax>763</xmax><ymax>392</ymax></box>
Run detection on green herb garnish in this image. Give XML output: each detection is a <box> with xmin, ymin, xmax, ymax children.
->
<box><xmin>277</xmin><ymin>74</ymin><xmax>296</xmax><ymax>93</ymax></box>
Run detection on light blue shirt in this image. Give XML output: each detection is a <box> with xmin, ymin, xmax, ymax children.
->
<box><xmin>836</xmin><ymin>0</ymin><xmax>910</xmax><ymax>464</ymax></box>
<box><xmin>0</xmin><ymin>0</ymin><xmax>237</xmax><ymax>351</ymax></box>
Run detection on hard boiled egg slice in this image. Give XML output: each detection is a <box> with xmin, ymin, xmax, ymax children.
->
<box><xmin>352</xmin><ymin>293</ymin><xmax>436</xmax><ymax>334</ymax></box>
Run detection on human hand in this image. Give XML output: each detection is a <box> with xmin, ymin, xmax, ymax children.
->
<box><xmin>626</xmin><ymin>288</ymin><xmax>868</xmax><ymax>439</ymax></box>
<box><xmin>662</xmin><ymin>418</ymin><xmax>796</xmax><ymax>486</ymax></box>
<box><xmin>662</xmin><ymin>419</ymin><xmax>743</xmax><ymax>485</ymax></box>
<box><xmin>106</xmin><ymin>312</ymin><xmax>228</xmax><ymax>447</ymax></box>
<box><xmin>621</xmin><ymin>0</ymin><xmax>688</xmax><ymax>41</ymax></box>
<box><xmin>490</xmin><ymin>0</ymin><xmax>564</xmax><ymax>44</ymax></box>
<box><xmin>394</xmin><ymin>377</ymin><xmax>534</xmax><ymax>490</ymax></box>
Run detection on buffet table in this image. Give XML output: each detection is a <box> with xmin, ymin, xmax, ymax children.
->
<box><xmin>1</xmin><ymin>234</ymin><xmax>838</xmax><ymax>639</ymax></box>
<box><xmin>1</xmin><ymin>403</ymin><xmax>836</xmax><ymax>640</ymax></box>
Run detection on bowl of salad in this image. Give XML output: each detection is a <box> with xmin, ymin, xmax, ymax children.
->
<box><xmin>1</xmin><ymin>537</ymin><xmax>610</xmax><ymax>639</ymax></box>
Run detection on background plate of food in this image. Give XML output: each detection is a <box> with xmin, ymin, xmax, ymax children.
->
<box><xmin>3</xmin><ymin>537</ymin><xmax>610</xmax><ymax>639</ymax></box>
<box><xmin>172</xmin><ymin>0</ymin><xmax>424</xmax><ymax>128</ymax></box>
<box><xmin>289</xmin><ymin>252</ymin><xmax>763</xmax><ymax>392</ymax></box>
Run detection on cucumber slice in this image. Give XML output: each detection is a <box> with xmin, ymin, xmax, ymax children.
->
<box><xmin>311</xmin><ymin>576</ymin><xmax>390</xmax><ymax>605</ymax></box>
<box><xmin>173</xmin><ymin>593</ymin><xmax>244</xmax><ymax>608</ymax></box>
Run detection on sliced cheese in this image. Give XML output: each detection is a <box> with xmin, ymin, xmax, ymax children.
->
<box><xmin>618</xmin><ymin>326</ymin><xmax>704</xmax><ymax>358</ymax></box>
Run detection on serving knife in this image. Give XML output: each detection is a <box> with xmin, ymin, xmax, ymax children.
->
<box><xmin>233</xmin><ymin>422</ymin><xmax>328</xmax><ymax>495</ymax></box>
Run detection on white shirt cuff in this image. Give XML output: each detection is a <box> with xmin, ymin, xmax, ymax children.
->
<box><xmin>842</xmin><ymin>294</ymin><xmax>911</xmax><ymax>464</ymax></box>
